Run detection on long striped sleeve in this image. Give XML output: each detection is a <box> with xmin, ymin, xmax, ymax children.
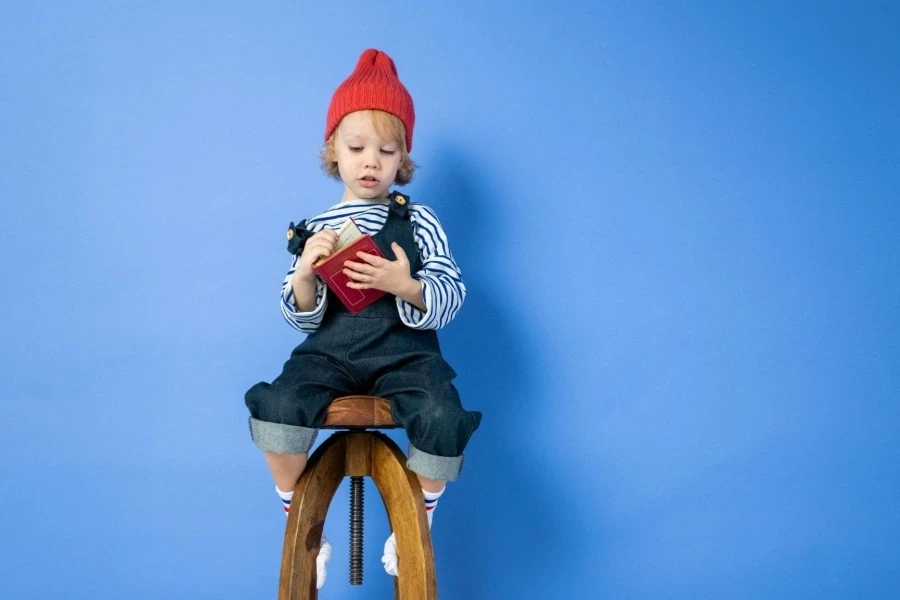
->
<box><xmin>280</xmin><ymin>253</ymin><xmax>329</xmax><ymax>334</ymax></box>
<box><xmin>397</xmin><ymin>204</ymin><xmax>466</xmax><ymax>330</ymax></box>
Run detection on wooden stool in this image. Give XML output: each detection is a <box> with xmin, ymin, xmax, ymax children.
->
<box><xmin>278</xmin><ymin>395</ymin><xmax>437</xmax><ymax>599</ymax></box>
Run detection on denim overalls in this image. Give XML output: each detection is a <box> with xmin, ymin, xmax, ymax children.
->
<box><xmin>245</xmin><ymin>190</ymin><xmax>482</xmax><ymax>481</ymax></box>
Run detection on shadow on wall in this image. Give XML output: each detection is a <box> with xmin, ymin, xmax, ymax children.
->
<box><xmin>388</xmin><ymin>140</ymin><xmax>585</xmax><ymax>599</ymax></box>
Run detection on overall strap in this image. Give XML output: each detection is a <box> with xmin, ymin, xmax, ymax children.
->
<box><xmin>387</xmin><ymin>189</ymin><xmax>410</xmax><ymax>219</ymax></box>
<box><xmin>376</xmin><ymin>190</ymin><xmax>420</xmax><ymax>273</ymax></box>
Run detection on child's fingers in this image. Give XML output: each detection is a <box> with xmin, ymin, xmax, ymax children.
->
<box><xmin>308</xmin><ymin>231</ymin><xmax>337</xmax><ymax>246</ymax></box>
<box><xmin>343</xmin><ymin>268</ymin><xmax>370</xmax><ymax>282</ymax></box>
<box><xmin>342</xmin><ymin>260</ymin><xmax>370</xmax><ymax>272</ymax></box>
<box><xmin>355</xmin><ymin>251</ymin><xmax>387</xmax><ymax>266</ymax></box>
<box><xmin>306</xmin><ymin>238</ymin><xmax>335</xmax><ymax>255</ymax></box>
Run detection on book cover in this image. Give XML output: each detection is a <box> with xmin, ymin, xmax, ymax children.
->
<box><xmin>313</xmin><ymin>218</ymin><xmax>387</xmax><ymax>314</ymax></box>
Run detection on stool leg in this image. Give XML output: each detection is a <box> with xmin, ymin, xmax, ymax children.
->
<box><xmin>368</xmin><ymin>432</ymin><xmax>438</xmax><ymax>600</ymax></box>
<box><xmin>278</xmin><ymin>432</ymin><xmax>347</xmax><ymax>600</ymax></box>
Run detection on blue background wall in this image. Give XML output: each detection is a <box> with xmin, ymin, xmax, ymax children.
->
<box><xmin>2</xmin><ymin>2</ymin><xmax>898</xmax><ymax>598</ymax></box>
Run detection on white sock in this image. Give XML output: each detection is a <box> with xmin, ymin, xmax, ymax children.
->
<box><xmin>423</xmin><ymin>485</ymin><xmax>445</xmax><ymax>527</ymax></box>
<box><xmin>382</xmin><ymin>486</ymin><xmax>446</xmax><ymax>577</ymax></box>
<box><xmin>276</xmin><ymin>485</ymin><xmax>332</xmax><ymax>590</ymax></box>
<box><xmin>275</xmin><ymin>485</ymin><xmax>293</xmax><ymax>516</ymax></box>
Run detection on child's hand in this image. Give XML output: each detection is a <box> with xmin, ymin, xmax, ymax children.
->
<box><xmin>294</xmin><ymin>229</ymin><xmax>339</xmax><ymax>281</ymax></box>
<box><xmin>343</xmin><ymin>242</ymin><xmax>416</xmax><ymax>296</ymax></box>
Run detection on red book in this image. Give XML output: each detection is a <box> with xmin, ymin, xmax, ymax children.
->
<box><xmin>313</xmin><ymin>218</ymin><xmax>387</xmax><ymax>314</ymax></box>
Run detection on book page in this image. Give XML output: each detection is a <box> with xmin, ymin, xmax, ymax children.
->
<box><xmin>315</xmin><ymin>217</ymin><xmax>365</xmax><ymax>267</ymax></box>
<box><xmin>334</xmin><ymin>217</ymin><xmax>364</xmax><ymax>252</ymax></box>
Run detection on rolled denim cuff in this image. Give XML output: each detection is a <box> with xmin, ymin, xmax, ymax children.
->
<box><xmin>248</xmin><ymin>417</ymin><xmax>319</xmax><ymax>454</ymax></box>
<box><xmin>407</xmin><ymin>443</ymin><xmax>464</xmax><ymax>481</ymax></box>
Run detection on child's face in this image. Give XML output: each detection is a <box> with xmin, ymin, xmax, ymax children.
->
<box><xmin>334</xmin><ymin>111</ymin><xmax>402</xmax><ymax>202</ymax></box>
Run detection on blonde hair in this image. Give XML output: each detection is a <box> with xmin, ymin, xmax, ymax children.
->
<box><xmin>318</xmin><ymin>109</ymin><xmax>418</xmax><ymax>185</ymax></box>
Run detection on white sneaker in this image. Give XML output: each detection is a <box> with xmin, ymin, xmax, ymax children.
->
<box><xmin>381</xmin><ymin>532</ymin><xmax>398</xmax><ymax>577</ymax></box>
<box><xmin>317</xmin><ymin>534</ymin><xmax>333</xmax><ymax>589</ymax></box>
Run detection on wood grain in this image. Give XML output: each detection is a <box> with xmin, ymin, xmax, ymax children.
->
<box><xmin>321</xmin><ymin>396</ymin><xmax>399</xmax><ymax>429</ymax></box>
<box><xmin>370</xmin><ymin>432</ymin><xmax>438</xmax><ymax>599</ymax></box>
<box><xmin>277</xmin><ymin>419</ymin><xmax>437</xmax><ymax>599</ymax></box>
<box><xmin>279</xmin><ymin>433</ymin><xmax>346</xmax><ymax>600</ymax></box>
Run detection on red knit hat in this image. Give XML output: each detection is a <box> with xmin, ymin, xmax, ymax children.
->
<box><xmin>325</xmin><ymin>49</ymin><xmax>415</xmax><ymax>152</ymax></box>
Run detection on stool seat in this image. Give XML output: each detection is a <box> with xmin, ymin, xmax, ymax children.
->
<box><xmin>321</xmin><ymin>395</ymin><xmax>400</xmax><ymax>430</ymax></box>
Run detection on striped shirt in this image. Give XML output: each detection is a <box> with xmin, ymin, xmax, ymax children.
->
<box><xmin>280</xmin><ymin>199</ymin><xmax>466</xmax><ymax>334</ymax></box>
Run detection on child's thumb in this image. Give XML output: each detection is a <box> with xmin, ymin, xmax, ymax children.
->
<box><xmin>391</xmin><ymin>241</ymin><xmax>406</xmax><ymax>256</ymax></box>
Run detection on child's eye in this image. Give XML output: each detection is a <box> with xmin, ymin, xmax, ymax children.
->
<box><xmin>348</xmin><ymin>146</ymin><xmax>395</xmax><ymax>155</ymax></box>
